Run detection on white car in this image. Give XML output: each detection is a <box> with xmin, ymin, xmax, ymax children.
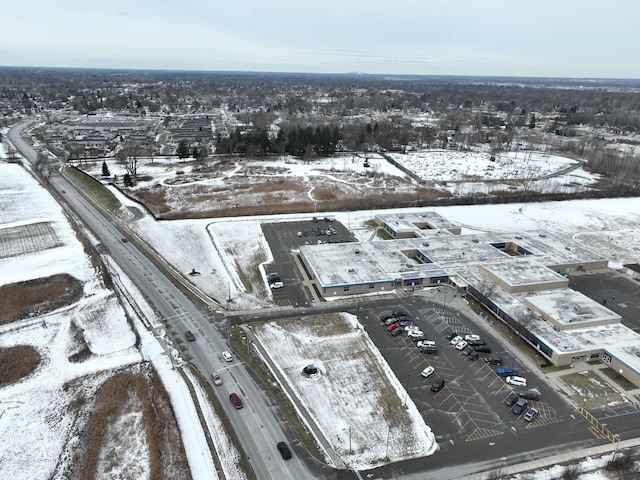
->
<box><xmin>450</xmin><ymin>335</ymin><xmax>463</xmax><ymax>345</ymax></box>
<box><xmin>407</xmin><ymin>330</ymin><xmax>425</xmax><ymax>339</ymax></box>
<box><xmin>464</xmin><ymin>334</ymin><xmax>481</xmax><ymax>342</ymax></box>
<box><xmin>506</xmin><ymin>375</ymin><xmax>527</xmax><ymax>387</ymax></box>
<box><xmin>417</xmin><ymin>340</ymin><xmax>436</xmax><ymax>348</ymax></box>
<box><xmin>211</xmin><ymin>372</ymin><xmax>222</xmax><ymax>386</ymax></box>
<box><xmin>455</xmin><ymin>340</ymin><xmax>468</xmax><ymax>350</ymax></box>
<box><xmin>421</xmin><ymin>366</ymin><xmax>435</xmax><ymax>378</ymax></box>
<box><xmin>270</xmin><ymin>281</ymin><xmax>284</xmax><ymax>289</ymax></box>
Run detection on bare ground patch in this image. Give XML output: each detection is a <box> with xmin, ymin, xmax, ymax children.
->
<box><xmin>559</xmin><ymin>370</ymin><xmax>630</xmax><ymax>410</ymax></box>
<box><xmin>0</xmin><ymin>345</ymin><xmax>41</xmax><ymax>387</ymax></box>
<box><xmin>73</xmin><ymin>365</ymin><xmax>191</xmax><ymax>480</ymax></box>
<box><xmin>0</xmin><ymin>273</ymin><xmax>84</xmax><ymax>325</ymax></box>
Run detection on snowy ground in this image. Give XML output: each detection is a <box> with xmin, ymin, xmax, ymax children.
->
<box><xmin>0</xmin><ymin>157</ymin><xmax>227</xmax><ymax>479</ymax></box>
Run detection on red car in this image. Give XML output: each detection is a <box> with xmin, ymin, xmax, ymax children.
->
<box><xmin>386</xmin><ymin>323</ymin><xmax>400</xmax><ymax>332</ymax></box>
<box><xmin>230</xmin><ymin>392</ymin><xmax>243</xmax><ymax>409</ymax></box>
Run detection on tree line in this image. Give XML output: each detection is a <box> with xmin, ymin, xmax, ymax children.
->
<box><xmin>215</xmin><ymin>125</ymin><xmax>341</xmax><ymax>158</ymax></box>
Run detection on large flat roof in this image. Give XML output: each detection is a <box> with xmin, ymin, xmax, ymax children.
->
<box><xmin>523</xmin><ymin>289</ymin><xmax>621</xmax><ymax>329</ymax></box>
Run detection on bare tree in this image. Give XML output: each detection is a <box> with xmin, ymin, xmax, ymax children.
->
<box><xmin>115</xmin><ymin>141</ymin><xmax>143</xmax><ymax>178</ymax></box>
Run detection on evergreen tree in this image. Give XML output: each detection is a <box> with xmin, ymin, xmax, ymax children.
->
<box><xmin>176</xmin><ymin>141</ymin><xmax>189</xmax><ymax>160</ymax></box>
<box><xmin>101</xmin><ymin>160</ymin><xmax>110</xmax><ymax>177</ymax></box>
<box><xmin>123</xmin><ymin>173</ymin><xmax>133</xmax><ymax>186</ymax></box>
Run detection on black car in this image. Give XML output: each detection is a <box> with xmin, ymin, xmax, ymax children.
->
<box><xmin>277</xmin><ymin>441</ymin><xmax>292</xmax><ymax>460</ymax></box>
<box><xmin>379</xmin><ymin>313</ymin><xmax>394</xmax><ymax>322</ymax></box>
<box><xmin>505</xmin><ymin>393</ymin><xmax>519</xmax><ymax>406</ymax></box>
<box><xmin>185</xmin><ymin>330</ymin><xmax>196</xmax><ymax>342</ymax></box>
<box><xmin>391</xmin><ymin>310</ymin><xmax>407</xmax><ymax>317</ymax></box>
<box><xmin>512</xmin><ymin>399</ymin><xmax>528</xmax><ymax>415</ymax></box>
<box><xmin>467</xmin><ymin>338</ymin><xmax>487</xmax><ymax>346</ymax></box>
<box><xmin>519</xmin><ymin>389</ymin><xmax>542</xmax><ymax>400</ymax></box>
<box><xmin>462</xmin><ymin>346</ymin><xmax>474</xmax><ymax>356</ymax></box>
<box><xmin>431</xmin><ymin>378</ymin><xmax>445</xmax><ymax>392</ymax></box>
<box><xmin>445</xmin><ymin>331</ymin><xmax>459</xmax><ymax>341</ymax></box>
<box><xmin>484</xmin><ymin>355</ymin><xmax>503</xmax><ymax>365</ymax></box>
<box><xmin>468</xmin><ymin>351</ymin><xmax>479</xmax><ymax>360</ymax></box>
<box><xmin>419</xmin><ymin>345</ymin><xmax>437</xmax><ymax>354</ymax></box>
<box><xmin>411</xmin><ymin>335</ymin><xmax>427</xmax><ymax>343</ymax></box>
<box><xmin>390</xmin><ymin>326</ymin><xmax>404</xmax><ymax>336</ymax></box>
<box><xmin>267</xmin><ymin>273</ymin><xmax>280</xmax><ymax>282</ymax></box>
<box><xmin>475</xmin><ymin>345</ymin><xmax>492</xmax><ymax>353</ymax></box>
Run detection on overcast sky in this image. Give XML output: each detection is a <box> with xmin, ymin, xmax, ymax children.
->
<box><xmin>2</xmin><ymin>0</ymin><xmax>639</xmax><ymax>78</ymax></box>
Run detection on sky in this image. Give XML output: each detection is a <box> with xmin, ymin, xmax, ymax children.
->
<box><xmin>2</xmin><ymin>0</ymin><xmax>640</xmax><ymax>79</ymax></box>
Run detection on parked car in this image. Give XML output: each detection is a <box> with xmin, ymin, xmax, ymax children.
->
<box><xmin>455</xmin><ymin>340</ymin><xmax>468</xmax><ymax>350</ymax></box>
<box><xmin>464</xmin><ymin>334</ymin><xmax>481</xmax><ymax>342</ymax></box>
<box><xmin>445</xmin><ymin>331</ymin><xmax>459</xmax><ymax>341</ymax></box>
<box><xmin>506</xmin><ymin>376</ymin><xmax>527</xmax><ymax>387</ymax></box>
<box><xmin>398</xmin><ymin>320</ymin><xmax>414</xmax><ymax>328</ymax></box>
<box><xmin>417</xmin><ymin>340</ymin><xmax>436</xmax><ymax>348</ymax></box>
<box><xmin>431</xmin><ymin>378</ymin><xmax>446</xmax><ymax>392</ymax></box>
<box><xmin>390</xmin><ymin>326</ymin><xmax>404</xmax><ymax>336</ymax></box>
<box><xmin>524</xmin><ymin>407</ymin><xmax>539</xmax><ymax>422</ymax></box>
<box><xmin>484</xmin><ymin>356</ymin><xmax>503</xmax><ymax>365</ymax></box>
<box><xmin>419</xmin><ymin>345</ymin><xmax>438</xmax><ymax>354</ymax></box>
<box><xmin>392</xmin><ymin>310</ymin><xmax>407</xmax><ymax>317</ymax></box>
<box><xmin>505</xmin><ymin>393</ymin><xmax>519</xmax><ymax>406</ymax></box>
<box><xmin>380</xmin><ymin>312</ymin><xmax>394</xmax><ymax>322</ymax></box>
<box><xmin>474</xmin><ymin>345</ymin><xmax>492</xmax><ymax>353</ymax></box>
<box><xmin>211</xmin><ymin>372</ymin><xmax>222</xmax><ymax>386</ymax></box>
<box><xmin>511</xmin><ymin>398</ymin><xmax>528</xmax><ymax>415</ymax></box>
<box><xmin>421</xmin><ymin>366</ymin><xmax>435</xmax><ymax>378</ymax></box>
<box><xmin>277</xmin><ymin>441</ymin><xmax>292</xmax><ymax>459</ymax></box>
<box><xmin>450</xmin><ymin>335</ymin><xmax>463</xmax><ymax>345</ymax></box>
<box><xmin>266</xmin><ymin>273</ymin><xmax>280</xmax><ymax>282</ymax></box>
<box><xmin>407</xmin><ymin>330</ymin><xmax>425</xmax><ymax>340</ymax></box>
<box><xmin>386</xmin><ymin>323</ymin><xmax>400</xmax><ymax>332</ymax></box>
<box><xmin>411</xmin><ymin>335</ymin><xmax>427</xmax><ymax>343</ymax></box>
<box><xmin>468</xmin><ymin>338</ymin><xmax>487</xmax><ymax>346</ymax></box>
<box><xmin>519</xmin><ymin>389</ymin><xmax>541</xmax><ymax>400</ymax></box>
<box><xmin>496</xmin><ymin>367</ymin><xmax>518</xmax><ymax>377</ymax></box>
<box><xmin>385</xmin><ymin>317</ymin><xmax>398</xmax><ymax>326</ymax></box>
<box><xmin>270</xmin><ymin>281</ymin><xmax>284</xmax><ymax>289</ymax></box>
<box><xmin>462</xmin><ymin>346</ymin><xmax>474</xmax><ymax>356</ymax></box>
<box><xmin>230</xmin><ymin>392</ymin><xmax>244</xmax><ymax>409</ymax></box>
<box><xmin>185</xmin><ymin>330</ymin><xmax>196</xmax><ymax>342</ymax></box>
<box><xmin>468</xmin><ymin>351</ymin><xmax>479</xmax><ymax>361</ymax></box>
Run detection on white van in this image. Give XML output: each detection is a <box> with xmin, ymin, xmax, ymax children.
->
<box><xmin>222</xmin><ymin>351</ymin><xmax>233</xmax><ymax>362</ymax></box>
<box><xmin>506</xmin><ymin>375</ymin><xmax>527</xmax><ymax>387</ymax></box>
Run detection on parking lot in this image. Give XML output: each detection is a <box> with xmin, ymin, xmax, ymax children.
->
<box><xmin>360</xmin><ymin>300</ymin><xmax>580</xmax><ymax>451</ymax></box>
<box><xmin>261</xmin><ymin>218</ymin><xmax>357</xmax><ymax>306</ymax></box>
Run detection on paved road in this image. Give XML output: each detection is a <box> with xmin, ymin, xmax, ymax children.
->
<box><xmin>8</xmin><ymin>121</ymin><xmax>321</xmax><ymax>480</ymax></box>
